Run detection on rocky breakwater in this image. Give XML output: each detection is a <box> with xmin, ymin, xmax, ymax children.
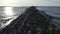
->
<box><xmin>0</xmin><ymin>6</ymin><xmax>55</xmax><ymax>34</ymax></box>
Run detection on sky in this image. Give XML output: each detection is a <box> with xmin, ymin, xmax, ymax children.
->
<box><xmin>0</xmin><ymin>0</ymin><xmax>60</xmax><ymax>6</ymax></box>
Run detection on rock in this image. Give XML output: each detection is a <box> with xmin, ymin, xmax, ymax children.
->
<box><xmin>0</xmin><ymin>6</ymin><xmax>54</xmax><ymax>34</ymax></box>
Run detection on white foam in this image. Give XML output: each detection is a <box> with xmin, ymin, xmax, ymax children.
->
<box><xmin>0</xmin><ymin>16</ymin><xmax>18</xmax><ymax>29</ymax></box>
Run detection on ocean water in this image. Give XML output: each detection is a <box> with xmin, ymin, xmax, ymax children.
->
<box><xmin>0</xmin><ymin>6</ymin><xmax>60</xmax><ymax>29</ymax></box>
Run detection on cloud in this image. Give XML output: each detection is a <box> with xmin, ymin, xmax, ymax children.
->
<box><xmin>0</xmin><ymin>0</ymin><xmax>60</xmax><ymax>6</ymax></box>
<box><xmin>39</xmin><ymin>0</ymin><xmax>60</xmax><ymax>6</ymax></box>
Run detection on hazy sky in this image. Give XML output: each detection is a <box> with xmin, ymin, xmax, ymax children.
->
<box><xmin>0</xmin><ymin>0</ymin><xmax>60</xmax><ymax>6</ymax></box>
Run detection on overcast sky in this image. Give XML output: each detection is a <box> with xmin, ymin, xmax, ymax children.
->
<box><xmin>0</xmin><ymin>0</ymin><xmax>60</xmax><ymax>6</ymax></box>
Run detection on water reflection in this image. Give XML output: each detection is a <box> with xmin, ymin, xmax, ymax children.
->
<box><xmin>0</xmin><ymin>7</ymin><xmax>17</xmax><ymax>29</ymax></box>
<box><xmin>4</xmin><ymin>7</ymin><xmax>15</xmax><ymax>16</ymax></box>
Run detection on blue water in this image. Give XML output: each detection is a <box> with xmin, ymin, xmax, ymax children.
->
<box><xmin>0</xmin><ymin>6</ymin><xmax>60</xmax><ymax>29</ymax></box>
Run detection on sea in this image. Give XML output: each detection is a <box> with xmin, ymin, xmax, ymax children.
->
<box><xmin>0</xmin><ymin>6</ymin><xmax>60</xmax><ymax>30</ymax></box>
